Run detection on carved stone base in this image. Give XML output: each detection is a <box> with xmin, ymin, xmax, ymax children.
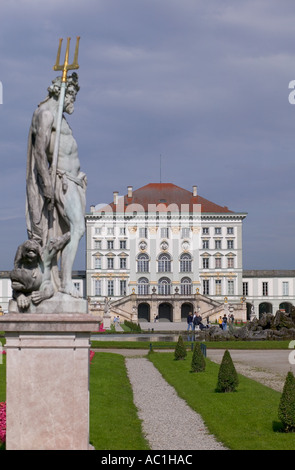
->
<box><xmin>103</xmin><ymin>313</ymin><xmax>111</xmax><ymax>330</ymax></box>
<box><xmin>9</xmin><ymin>291</ymin><xmax>88</xmax><ymax>314</ymax></box>
<box><xmin>0</xmin><ymin>312</ymin><xmax>99</xmax><ymax>450</ymax></box>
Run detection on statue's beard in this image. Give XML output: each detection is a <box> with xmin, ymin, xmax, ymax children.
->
<box><xmin>65</xmin><ymin>103</ymin><xmax>74</xmax><ymax>114</ymax></box>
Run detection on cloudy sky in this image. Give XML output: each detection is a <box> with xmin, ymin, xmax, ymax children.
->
<box><xmin>1</xmin><ymin>0</ymin><xmax>295</xmax><ymax>271</ymax></box>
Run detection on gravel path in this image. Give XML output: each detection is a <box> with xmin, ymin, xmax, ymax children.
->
<box><xmin>125</xmin><ymin>357</ymin><xmax>227</xmax><ymax>450</ymax></box>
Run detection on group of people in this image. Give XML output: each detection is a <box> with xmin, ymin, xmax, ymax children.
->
<box><xmin>187</xmin><ymin>311</ymin><xmax>209</xmax><ymax>331</ymax></box>
<box><xmin>113</xmin><ymin>315</ymin><xmax>120</xmax><ymax>326</ymax></box>
<box><xmin>218</xmin><ymin>313</ymin><xmax>234</xmax><ymax>330</ymax></box>
<box><xmin>187</xmin><ymin>311</ymin><xmax>235</xmax><ymax>331</ymax></box>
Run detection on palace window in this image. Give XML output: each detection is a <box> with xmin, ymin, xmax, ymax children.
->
<box><xmin>158</xmin><ymin>253</ymin><xmax>171</xmax><ymax>272</ymax></box>
<box><xmin>180</xmin><ymin>253</ymin><xmax>192</xmax><ymax>272</ymax></box>
<box><xmin>120</xmin><ymin>280</ymin><xmax>127</xmax><ymax>296</ymax></box>
<box><xmin>138</xmin><ymin>277</ymin><xmax>150</xmax><ymax>295</ymax></box>
<box><xmin>203</xmin><ymin>279</ymin><xmax>209</xmax><ymax>296</ymax></box>
<box><xmin>107</xmin><ymin>240</ymin><xmax>114</xmax><ymax>250</ymax></box>
<box><xmin>202</xmin><ymin>240</ymin><xmax>209</xmax><ymax>249</ymax></box>
<box><xmin>202</xmin><ymin>258</ymin><xmax>209</xmax><ymax>269</ymax></box>
<box><xmin>243</xmin><ymin>282</ymin><xmax>248</xmax><ymax>296</ymax></box>
<box><xmin>161</xmin><ymin>227</ymin><xmax>169</xmax><ymax>238</ymax></box>
<box><xmin>227</xmin><ymin>257</ymin><xmax>234</xmax><ymax>269</ymax></box>
<box><xmin>73</xmin><ymin>282</ymin><xmax>81</xmax><ymax>293</ymax></box>
<box><xmin>215</xmin><ymin>240</ymin><xmax>222</xmax><ymax>250</ymax></box>
<box><xmin>120</xmin><ymin>240</ymin><xmax>126</xmax><ymax>249</ymax></box>
<box><xmin>228</xmin><ymin>280</ymin><xmax>234</xmax><ymax>295</ymax></box>
<box><xmin>107</xmin><ymin>257</ymin><xmax>114</xmax><ymax>269</ymax></box>
<box><xmin>215</xmin><ymin>257</ymin><xmax>221</xmax><ymax>269</ymax></box>
<box><xmin>94</xmin><ymin>240</ymin><xmax>101</xmax><ymax>249</ymax></box>
<box><xmin>181</xmin><ymin>277</ymin><xmax>192</xmax><ymax>295</ymax></box>
<box><xmin>108</xmin><ymin>280</ymin><xmax>114</xmax><ymax>296</ymax></box>
<box><xmin>120</xmin><ymin>257</ymin><xmax>127</xmax><ymax>269</ymax></box>
<box><xmin>262</xmin><ymin>282</ymin><xmax>268</xmax><ymax>296</ymax></box>
<box><xmin>181</xmin><ymin>227</ymin><xmax>190</xmax><ymax>238</ymax></box>
<box><xmin>94</xmin><ymin>257</ymin><xmax>101</xmax><ymax>269</ymax></box>
<box><xmin>94</xmin><ymin>279</ymin><xmax>101</xmax><ymax>296</ymax></box>
<box><xmin>139</xmin><ymin>227</ymin><xmax>148</xmax><ymax>238</ymax></box>
<box><xmin>158</xmin><ymin>277</ymin><xmax>171</xmax><ymax>295</ymax></box>
<box><xmin>137</xmin><ymin>253</ymin><xmax>149</xmax><ymax>272</ymax></box>
<box><xmin>227</xmin><ymin>240</ymin><xmax>234</xmax><ymax>249</ymax></box>
<box><xmin>283</xmin><ymin>282</ymin><xmax>289</xmax><ymax>296</ymax></box>
<box><xmin>215</xmin><ymin>279</ymin><xmax>222</xmax><ymax>295</ymax></box>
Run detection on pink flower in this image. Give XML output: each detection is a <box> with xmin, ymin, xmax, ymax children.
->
<box><xmin>0</xmin><ymin>402</ymin><xmax>6</xmax><ymax>444</ymax></box>
<box><xmin>90</xmin><ymin>350</ymin><xmax>95</xmax><ymax>363</ymax></box>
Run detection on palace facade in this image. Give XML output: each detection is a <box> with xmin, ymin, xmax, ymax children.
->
<box><xmin>85</xmin><ymin>183</ymin><xmax>248</xmax><ymax>322</ymax></box>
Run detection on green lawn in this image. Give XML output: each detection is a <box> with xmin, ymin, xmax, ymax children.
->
<box><xmin>89</xmin><ymin>352</ymin><xmax>149</xmax><ymax>450</ymax></box>
<box><xmin>148</xmin><ymin>351</ymin><xmax>295</xmax><ymax>450</ymax></box>
<box><xmin>91</xmin><ymin>339</ymin><xmax>291</xmax><ymax>350</ymax></box>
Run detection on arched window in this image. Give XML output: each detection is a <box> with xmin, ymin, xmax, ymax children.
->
<box><xmin>137</xmin><ymin>253</ymin><xmax>149</xmax><ymax>272</ymax></box>
<box><xmin>138</xmin><ymin>277</ymin><xmax>150</xmax><ymax>295</ymax></box>
<box><xmin>158</xmin><ymin>253</ymin><xmax>171</xmax><ymax>272</ymax></box>
<box><xmin>181</xmin><ymin>277</ymin><xmax>192</xmax><ymax>295</ymax></box>
<box><xmin>158</xmin><ymin>277</ymin><xmax>171</xmax><ymax>295</ymax></box>
<box><xmin>180</xmin><ymin>253</ymin><xmax>192</xmax><ymax>272</ymax></box>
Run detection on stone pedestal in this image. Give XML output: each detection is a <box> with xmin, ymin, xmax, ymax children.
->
<box><xmin>0</xmin><ymin>311</ymin><xmax>99</xmax><ymax>450</ymax></box>
<box><xmin>103</xmin><ymin>313</ymin><xmax>111</xmax><ymax>330</ymax></box>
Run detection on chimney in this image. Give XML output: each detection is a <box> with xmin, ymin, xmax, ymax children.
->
<box><xmin>192</xmin><ymin>185</ymin><xmax>197</xmax><ymax>197</ymax></box>
<box><xmin>127</xmin><ymin>186</ymin><xmax>133</xmax><ymax>198</ymax></box>
<box><xmin>113</xmin><ymin>191</ymin><xmax>118</xmax><ymax>205</ymax></box>
<box><xmin>90</xmin><ymin>205</ymin><xmax>95</xmax><ymax>213</ymax></box>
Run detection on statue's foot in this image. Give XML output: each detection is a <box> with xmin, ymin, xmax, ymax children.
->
<box><xmin>59</xmin><ymin>282</ymin><xmax>81</xmax><ymax>298</ymax></box>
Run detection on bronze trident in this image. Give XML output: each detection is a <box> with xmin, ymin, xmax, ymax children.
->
<box><xmin>53</xmin><ymin>36</ymin><xmax>80</xmax><ymax>81</ymax></box>
<box><xmin>49</xmin><ymin>36</ymin><xmax>80</xmax><ymax>217</ymax></box>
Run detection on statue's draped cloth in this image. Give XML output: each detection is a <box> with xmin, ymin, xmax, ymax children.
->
<box><xmin>26</xmin><ymin>121</ymin><xmax>86</xmax><ymax>293</ymax></box>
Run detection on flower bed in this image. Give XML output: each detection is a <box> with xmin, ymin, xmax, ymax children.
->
<box><xmin>0</xmin><ymin>402</ymin><xmax>6</xmax><ymax>444</ymax></box>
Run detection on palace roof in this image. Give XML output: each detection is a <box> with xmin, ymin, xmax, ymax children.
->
<box><xmin>106</xmin><ymin>183</ymin><xmax>234</xmax><ymax>214</ymax></box>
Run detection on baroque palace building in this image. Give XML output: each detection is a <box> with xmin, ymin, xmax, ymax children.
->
<box><xmin>85</xmin><ymin>183</ymin><xmax>248</xmax><ymax>322</ymax></box>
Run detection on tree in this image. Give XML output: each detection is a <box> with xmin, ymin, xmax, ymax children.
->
<box><xmin>191</xmin><ymin>342</ymin><xmax>206</xmax><ymax>372</ymax></box>
<box><xmin>278</xmin><ymin>371</ymin><xmax>295</xmax><ymax>432</ymax></box>
<box><xmin>216</xmin><ymin>350</ymin><xmax>239</xmax><ymax>392</ymax></box>
<box><xmin>174</xmin><ymin>335</ymin><xmax>187</xmax><ymax>360</ymax></box>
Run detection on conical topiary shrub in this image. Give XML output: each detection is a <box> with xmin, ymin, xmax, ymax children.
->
<box><xmin>278</xmin><ymin>371</ymin><xmax>295</xmax><ymax>432</ymax></box>
<box><xmin>174</xmin><ymin>335</ymin><xmax>187</xmax><ymax>360</ymax></box>
<box><xmin>191</xmin><ymin>342</ymin><xmax>206</xmax><ymax>372</ymax></box>
<box><xmin>216</xmin><ymin>350</ymin><xmax>239</xmax><ymax>392</ymax></box>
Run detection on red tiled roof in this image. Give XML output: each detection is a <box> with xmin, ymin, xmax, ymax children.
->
<box><xmin>107</xmin><ymin>183</ymin><xmax>233</xmax><ymax>213</ymax></box>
